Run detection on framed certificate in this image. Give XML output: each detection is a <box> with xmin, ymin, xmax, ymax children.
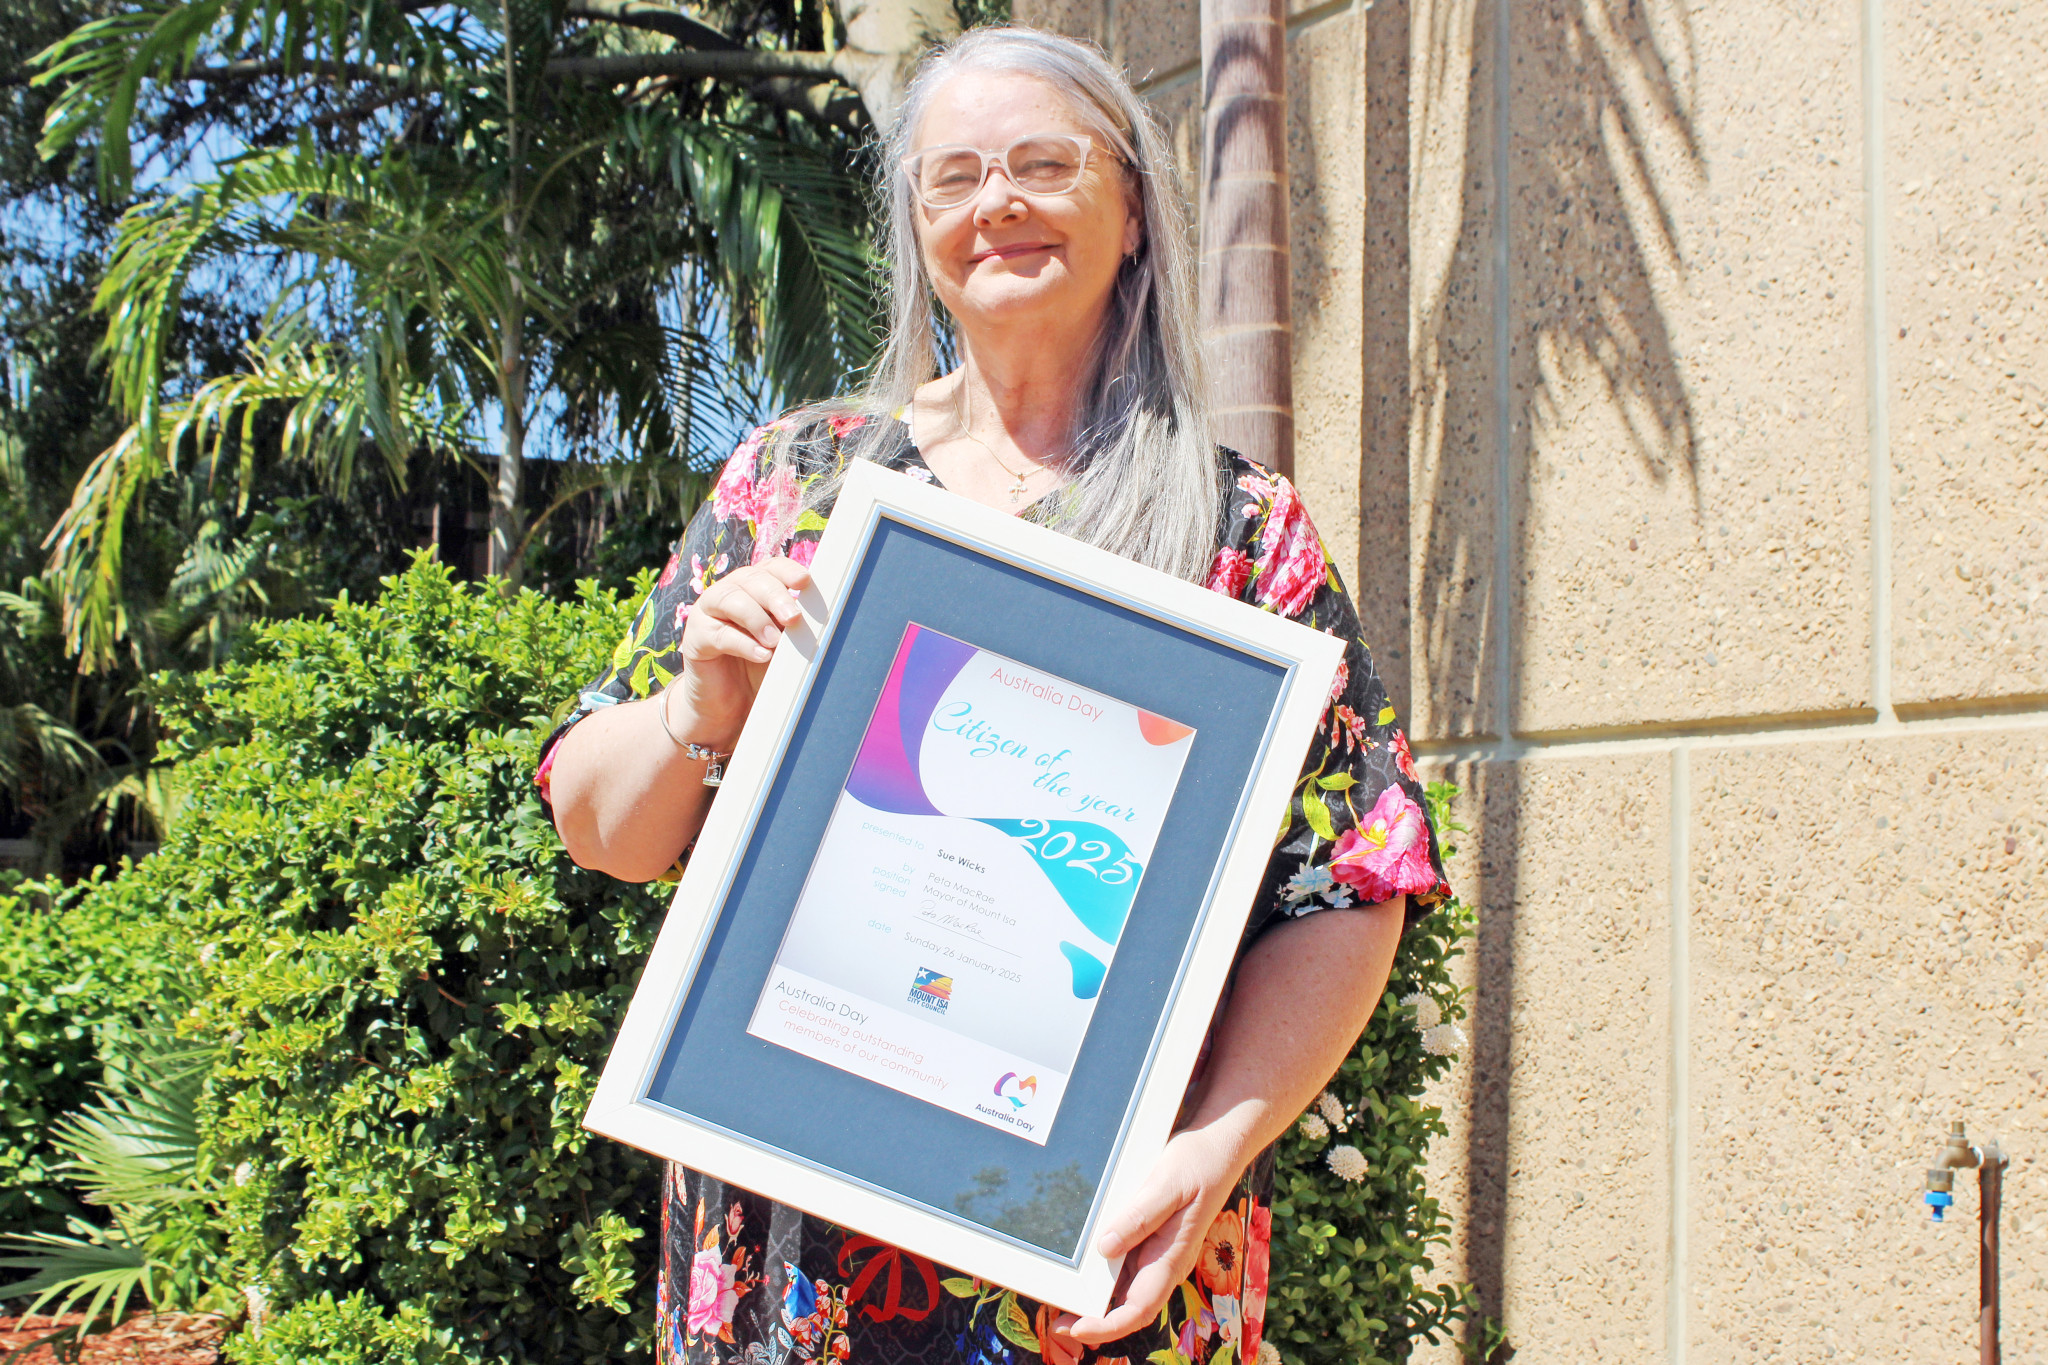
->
<box><xmin>584</xmin><ymin>460</ymin><xmax>1344</xmax><ymax>1315</ymax></box>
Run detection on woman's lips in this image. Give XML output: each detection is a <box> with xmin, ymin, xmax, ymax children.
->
<box><xmin>971</xmin><ymin>242</ymin><xmax>1055</xmax><ymax>263</ymax></box>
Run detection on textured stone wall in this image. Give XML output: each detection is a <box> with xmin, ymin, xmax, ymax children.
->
<box><xmin>1006</xmin><ymin>0</ymin><xmax>2047</xmax><ymax>1358</ymax></box>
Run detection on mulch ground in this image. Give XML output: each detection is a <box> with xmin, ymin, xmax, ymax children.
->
<box><xmin>0</xmin><ymin>1314</ymin><xmax>224</xmax><ymax>1365</ymax></box>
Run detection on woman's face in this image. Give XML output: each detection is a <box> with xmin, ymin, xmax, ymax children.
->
<box><xmin>909</xmin><ymin>71</ymin><xmax>1141</xmax><ymax>350</ymax></box>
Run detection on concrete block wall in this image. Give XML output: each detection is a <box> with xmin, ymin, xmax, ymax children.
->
<box><xmin>1007</xmin><ymin>0</ymin><xmax>2046</xmax><ymax>1358</ymax></box>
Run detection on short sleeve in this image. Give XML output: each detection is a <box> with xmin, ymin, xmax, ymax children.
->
<box><xmin>532</xmin><ymin>426</ymin><xmax>780</xmax><ymax>818</ymax></box>
<box><xmin>1205</xmin><ymin>460</ymin><xmax>1453</xmax><ymax>941</ymax></box>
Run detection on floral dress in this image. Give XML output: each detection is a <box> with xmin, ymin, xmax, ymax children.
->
<box><xmin>535</xmin><ymin>413</ymin><xmax>1451</xmax><ymax>1365</ymax></box>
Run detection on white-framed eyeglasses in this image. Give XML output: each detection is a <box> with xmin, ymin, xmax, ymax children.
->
<box><xmin>899</xmin><ymin>133</ymin><xmax>1122</xmax><ymax>209</ymax></box>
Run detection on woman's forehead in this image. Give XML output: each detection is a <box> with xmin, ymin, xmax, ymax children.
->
<box><xmin>912</xmin><ymin>70</ymin><xmax>1098</xmax><ymax>148</ymax></box>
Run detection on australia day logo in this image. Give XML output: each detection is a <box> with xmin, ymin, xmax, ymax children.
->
<box><xmin>907</xmin><ymin>967</ymin><xmax>954</xmax><ymax>1014</ymax></box>
<box><xmin>993</xmin><ymin>1072</ymin><xmax>1038</xmax><ymax>1110</ymax></box>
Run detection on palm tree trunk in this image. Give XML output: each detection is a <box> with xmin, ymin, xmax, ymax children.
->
<box><xmin>833</xmin><ymin>0</ymin><xmax>958</xmax><ymax>132</ymax></box>
<box><xmin>492</xmin><ymin>306</ymin><xmax>528</xmax><ymax>590</ymax></box>
<box><xmin>490</xmin><ymin>0</ymin><xmax>528</xmax><ymax>591</ymax></box>
<box><xmin>1199</xmin><ymin>0</ymin><xmax>1293</xmax><ymax>475</ymax></box>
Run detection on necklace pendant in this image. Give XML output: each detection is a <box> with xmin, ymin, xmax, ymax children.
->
<box><xmin>1009</xmin><ymin>474</ymin><xmax>1028</xmax><ymax>500</ymax></box>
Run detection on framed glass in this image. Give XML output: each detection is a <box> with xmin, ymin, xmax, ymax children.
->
<box><xmin>899</xmin><ymin>132</ymin><xmax>1110</xmax><ymax>208</ymax></box>
<box><xmin>583</xmin><ymin>462</ymin><xmax>1343</xmax><ymax>1314</ymax></box>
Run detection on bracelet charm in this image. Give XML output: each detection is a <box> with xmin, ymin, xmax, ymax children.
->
<box><xmin>658</xmin><ymin>688</ymin><xmax>732</xmax><ymax>787</ymax></box>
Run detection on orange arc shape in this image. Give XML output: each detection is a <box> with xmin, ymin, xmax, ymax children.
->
<box><xmin>1137</xmin><ymin>710</ymin><xmax>1195</xmax><ymax>746</ymax></box>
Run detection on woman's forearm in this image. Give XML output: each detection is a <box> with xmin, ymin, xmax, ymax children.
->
<box><xmin>1185</xmin><ymin>898</ymin><xmax>1408</xmax><ymax>1168</ymax></box>
<box><xmin>548</xmin><ymin>687</ymin><xmax>737</xmax><ymax>882</ymax></box>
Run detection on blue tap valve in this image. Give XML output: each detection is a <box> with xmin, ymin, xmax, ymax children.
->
<box><xmin>1925</xmin><ymin>1190</ymin><xmax>1953</xmax><ymax>1222</ymax></box>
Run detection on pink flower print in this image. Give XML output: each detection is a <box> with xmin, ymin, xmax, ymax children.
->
<box><xmin>687</xmin><ymin>1248</ymin><xmax>739</xmax><ymax>1336</ymax></box>
<box><xmin>1178</xmin><ymin>1315</ymin><xmax>1200</xmax><ymax>1360</ymax></box>
<box><xmin>674</xmin><ymin>599</ymin><xmax>692</xmax><ymax>632</ymax></box>
<box><xmin>828</xmin><ymin>413</ymin><xmax>869</xmax><ymax>439</ymax></box>
<box><xmin>1253</xmin><ymin>479</ymin><xmax>1327</xmax><ymax>618</ymax></box>
<box><xmin>690</xmin><ymin>553</ymin><xmax>729</xmax><ymax>594</ymax></box>
<box><xmin>1235</xmin><ymin>469</ymin><xmax>1277</xmax><ymax>504</ymax></box>
<box><xmin>787</xmin><ymin>537</ymin><xmax>819</xmax><ymax>568</ymax></box>
<box><xmin>1327</xmin><ymin>785</ymin><xmax>1434</xmax><ymax>904</ymax></box>
<box><xmin>899</xmin><ymin>464</ymin><xmax>937</xmax><ymax>484</ymax></box>
<box><xmin>1328</xmin><ymin>703</ymin><xmax>1367</xmax><ymax>751</ymax></box>
<box><xmin>1391</xmin><ymin>729</ymin><xmax>1419</xmax><ymax>781</ymax></box>
<box><xmin>750</xmin><ymin>464</ymin><xmax>802</xmax><ymax>565</ymax></box>
<box><xmin>1326</xmin><ymin>658</ymin><xmax>1350</xmax><ymax>703</ymax></box>
<box><xmin>1205</xmin><ymin>545</ymin><xmax>1254</xmax><ymax>599</ymax></box>
<box><xmin>657</xmin><ymin>552</ymin><xmax>682</xmax><ymax>588</ymax></box>
<box><xmin>1242</xmin><ymin>1202</ymin><xmax>1271</xmax><ymax>1359</ymax></box>
<box><xmin>712</xmin><ymin>449</ymin><xmax>761</xmax><ymax>524</ymax></box>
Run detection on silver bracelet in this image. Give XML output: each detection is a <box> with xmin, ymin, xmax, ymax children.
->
<box><xmin>658</xmin><ymin>687</ymin><xmax>732</xmax><ymax>787</ymax></box>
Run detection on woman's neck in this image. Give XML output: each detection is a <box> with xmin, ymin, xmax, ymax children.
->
<box><xmin>949</xmin><ymin>338</ymin><xmax>1093</xmax><ymax>463</ymax></box>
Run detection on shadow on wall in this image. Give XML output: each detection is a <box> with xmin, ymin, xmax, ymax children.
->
<box><xmin>1408</xmin><ymin>0</ymin><xmax>1705</xmax><ymax>743</ymax></box>
<box><xmin>1402</xmin><ymin>0</ymin><xmax>1704</xmax><ymax>1348</ymax></box>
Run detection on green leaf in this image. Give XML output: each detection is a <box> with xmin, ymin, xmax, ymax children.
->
<box><xmin>939</xmin><ymin>1276</ymin><xmax>980</xmax><ymax>1298</ymax></box>
<box><xmin>994</xmin><ymin>1292</ymin><xmax>1040</xmax><ymax>1352</ymax></box>
<box><xmin>1302</xmin><ymin>793</ymin><xmax>1337</xmax><ymax>841</ymax></box>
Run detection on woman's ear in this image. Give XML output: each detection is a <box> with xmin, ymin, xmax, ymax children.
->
<box><xmin>1123</xmin><ymin>207</ymin><xmax>1143</xmax><ymax>259</ymax></box>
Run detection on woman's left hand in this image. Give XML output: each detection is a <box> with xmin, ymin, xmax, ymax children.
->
<box><xmin>1061</xmin><ymin>1120</ymin><xmax>1253</xmax><ymax>1345</ymax></box>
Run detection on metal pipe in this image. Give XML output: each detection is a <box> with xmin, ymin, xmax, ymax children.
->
<box><xmin>1980</xmin><ymin>1140</ymin><xmax>2006</xmax><ymax>1365</ymax></box>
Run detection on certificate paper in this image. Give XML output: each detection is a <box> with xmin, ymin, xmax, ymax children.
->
<box><xmin>747</xmin><ymin>623</ymin><xmax>1197</xmax><ymax>1144</ymax></box>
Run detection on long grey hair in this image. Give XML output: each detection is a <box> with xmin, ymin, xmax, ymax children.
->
<box><xmin>770</xmin><ymin>26</ymin><xmax>1222</xmax><ymax>584</ymax></box>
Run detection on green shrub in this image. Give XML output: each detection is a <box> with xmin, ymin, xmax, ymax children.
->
<box><xmin>9</xmin><ymin>555</ymin><xmax>1483</xmax><ymax>1362</ymax></box>
<box><xmin>0</xmin><ymin>871</ymin><xmax>186</xmax><ymax>1234</ymax></box>
<box><xmin>126</xmin><ymin>557</ymin><xmax>666</xmax><ymax>1362</ymax></box>
<box><xmin>1264</xmin><ymin>793</ymin><xmax>1480</xmax><ymax>1365</ymax></box>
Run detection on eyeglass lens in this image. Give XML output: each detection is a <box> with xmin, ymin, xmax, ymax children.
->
<box><xmin>914</xmin><ymin>137</ymin><xmax>1086</xmax><ymax>207</ymax></box>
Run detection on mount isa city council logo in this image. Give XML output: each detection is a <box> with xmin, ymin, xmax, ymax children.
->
<box><xmin>993</xmin><ymin>1072</ymin><xmax>1038</xmax><ymax>1110</ymax></box>
<box><xmin>907</xmin><ymin>967</ymin><xmax>954</xmax><ymax>1014</ymax></box>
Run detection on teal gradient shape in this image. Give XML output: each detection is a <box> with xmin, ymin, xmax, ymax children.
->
<box><xmin>1058</xmin><ymin>941</ymin><xmax>1108</xmax><ymax>999</ymax></box>
<box><xmin>973</xmin><ymin>818</ymin><xmax>1142</xmax><ymax>946</ymax></box>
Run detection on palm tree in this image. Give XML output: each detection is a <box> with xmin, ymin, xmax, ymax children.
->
<box><xmin>1199</xmin><ymin>0</ymin><xmax>1293</xmax><ymax>475</ymax></box>
<box><xmin>31</xmin><ymin>0</ymin><xmax>942</xmax><ymax>665</ymax></box>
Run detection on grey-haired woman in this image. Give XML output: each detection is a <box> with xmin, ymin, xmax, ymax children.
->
<box><xmin>538</xmin><ymin>26</ymin><xmax>1451</xmax><ymax>1365</ymax></box>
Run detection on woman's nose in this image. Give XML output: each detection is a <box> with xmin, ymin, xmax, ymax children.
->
<box><xmin>971</xmin><ymin>165</ymin><xmax>1029</xmax><ymax>225</ymax></box>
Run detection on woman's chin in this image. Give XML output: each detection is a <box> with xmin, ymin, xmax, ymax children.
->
<box><xmin>950</xmin><ymin>281</ymin><xmax>1095</xmax><ymax>335</ymax></box>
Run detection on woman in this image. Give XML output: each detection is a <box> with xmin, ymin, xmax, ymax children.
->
<box><xmin>539</xmin><ymin>26</ymin><xmax>1450</xmax><ymax>1365</ymax></box>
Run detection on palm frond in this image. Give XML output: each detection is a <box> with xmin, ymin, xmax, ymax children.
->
<box><xmin>0</xmin><ymin>704</ymin><xmax>103</xmax><ymax>795</ymax></box>
<box><xmin>0</xmin><ymin>1219</ymin><xmax>155</xmax><ymax>1335</ymax></box>
<box><xmin>0</xmin><ymin>1001</ymin><xmax>217</xmax><ymax>1342</ymax></box>
<box><xmin>51</xmin><ymin>1031</ymin><xmax>211</xmax><ymax>1211</ymax></box>
<box><xmin>45</xmin><ymin>331</ymin><xmax>465</xmax><ymax>667</ymax></box>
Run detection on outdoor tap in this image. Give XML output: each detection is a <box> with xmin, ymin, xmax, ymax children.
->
<box><xmin>1927</xmin><ymin>1167</ymin><xmax>1956</xmax><ymax>1221</ymax></box>
<box><xmin>1926</xmin><ymin>1120</ymin><xmax>1982</xmax><ymax>1222</ymax></box>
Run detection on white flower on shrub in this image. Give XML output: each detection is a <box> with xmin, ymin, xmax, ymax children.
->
<box><xmin>245</xmin><ymin>1282</ymin><xmax>270</xmax><ymax>1337</ymax></box>
<box><xmin>1314</xmin><ymin>1089</ymin><xmax>1348</xmax><ymax>1132</ymax></box>
<box><xmin>1326</xmin><ymin>1145</ymin><xmax>1370</xmax><ymax>1182</ymax></box>
<box><xmin>1421</xmin><ymin>1022</ymin><xmax>1467</xmax><ymax>1056</ymax></box>
<box><xmin>1399</xmin><ymin>990</ymin><xmax>1441</xmax><ymax>1031</ymax></box>
<box><xmin>1257</xmin><ymin>1342</ymin><xmax>1282</xmax><ymax>1365</ymax></box>
<box><xmin>1297</xmin><ymin>1111</ymin><xmax>1330</xmax><ymax>1141</ymax></box>
<box><xmin>233</xmin><ymin>1161</ymin><xmax>255</xmax><ymax>1187</ymax></box>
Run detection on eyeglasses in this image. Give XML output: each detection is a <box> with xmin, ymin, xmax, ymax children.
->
<box><xmin>899</xmin><ymin>133</ymin><xmax>1118</xmax><ymax>209</ymax></box>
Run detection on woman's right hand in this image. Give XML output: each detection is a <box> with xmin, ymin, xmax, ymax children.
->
<box><xmin>671</xmin><ymin>556</ymin><xmax>812</xmax><ymax>740</ymax></box>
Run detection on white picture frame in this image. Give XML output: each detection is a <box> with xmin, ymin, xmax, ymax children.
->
<box><xmin>583</xmin><ymin>459</ymin><xmax>1344</xmax><ymax>1316</ymax></box>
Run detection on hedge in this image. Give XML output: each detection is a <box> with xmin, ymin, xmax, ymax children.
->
<box><xmin>4</xmin><ymin>557</ymin><xmax>1480</xmax><ymax>1361</ymax></box>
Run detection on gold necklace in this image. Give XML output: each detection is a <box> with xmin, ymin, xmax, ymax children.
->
<box><xmin>951</xmin><ymin>386</ymin><xmax>1046</xmax><ymax>504</ymax></box>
